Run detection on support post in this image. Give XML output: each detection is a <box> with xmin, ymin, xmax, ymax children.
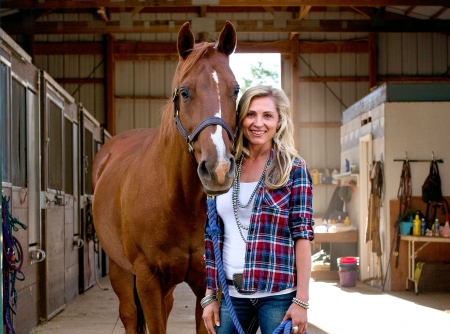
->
<box><xmin>290</xmin><ymin>33</ymin><xmax>300</xmax><ymax>149</ymax></box>
<box><xmin>105</xmin><ymin>34</ymin><xmax>115</xmax><ymax>135</ymax></box>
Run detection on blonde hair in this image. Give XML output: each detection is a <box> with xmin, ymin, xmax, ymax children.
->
<box><xmin>235</xmin><ymin>86</ymin><xmax>299</xmax><ymax>189</ymax></box>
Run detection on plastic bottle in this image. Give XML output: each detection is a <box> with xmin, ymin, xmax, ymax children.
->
<box><xmin>344</xmin><ymin>216</ymin><xmax>350</xmax><ymax>227</ymax></box>
<box><xmin>443</xmin><ymin>217</ymin><xmax>450</xmax><ymax>237</ymax></box>
<box><xmin>413</xmin><ymin>214</ymin><xmax>421</xmax><ymax>236</ymax></box>
<box><xmin>323</xmin><ymin>219</ymin><xmax>328</xmax><ymax>232</ymax></box>
<box><xmin>421</xmin><ymin>218</ymin><xmax>426</xmax><ymax>236</ymax></box>
<box><xmin>331</xmin><ymin>169</ymin><xmax>339</xmax><ymax>184</ymax></box>
<box><xmin>434</xmin><ymin>219</ymin><xmax>440</xmax><ymax>237</ymax></box>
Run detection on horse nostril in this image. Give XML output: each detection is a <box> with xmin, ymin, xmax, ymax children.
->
<box><xmin>198</xmin><ymin>160</ymin><xmax>211</xmax><ymax>181</ymax></box>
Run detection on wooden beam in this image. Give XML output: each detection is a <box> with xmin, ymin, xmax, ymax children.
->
<box><xmin>298</xmin><ymin>122</ymin><xmax>341</xmax><ymax>128</ymax></box>
<box><xmin>54</xmin><ymin>78</ymin><xmax>104</xmax><ymax>85</ymax></box>
<box><xmin>299</xmin><ymin>76</ymin><xmax>369</xmax><ymax>82</ymax></box>
<box><xmin>5</xmin><ymin>1</ymin><xmax>449</xmax><ymax>8</ymax></box>
<box><xmin>33</xmin><ymin>40</ymin><xmax>368</xmax><ymax>56</ymax></box>
<box><xmin>131</xmin><ymin>7</ymin><xmax>145</xmax><ymax>16</ymax></box>
<box><xmin>106</xmin><ymin>35</ymin><xmax>115</xmax><ymax>135</ymax></box>
<box><xmin>431</xmin><ymin>7</ymin><xmax>448</xmax><ymax>19</ymax></box>
<box><xmin>34</xmin><ymin>42</ymin><xmax>104</xmax><ymax>55</ymax></box>
<box><xmin>263</xmin><ymin>7</ymin><xmax>276</xmax><ymax>15</ymax></box>
<box><xmin>4</xmin><ymin>18</ymin><xmax>449</xmax><ymax>35</ymax></box>
<box><xmin>405</xmin><ymin>6</ymin><xmax>417</xmax><ymax>16</ymax></box>
<box><xmin>299</xmin><ymin>6</ymin><xmax>312</xmax><ymax>20</ymax></box>
<box><xmin>378</xmin><ymin>76</ymin><xmax>450</xmax><ymax>83</ymax></box>
<box><xmin>290</xmin><ymin>34</ymin><xmax>300</xmax><ymax>149</ymax></box>
<box><xmin>349</xmin><ymin>6</ymin><xmax>372</xmax><ymax>19</ymax></box>
<box><xmin>115</xmin><ymin>96</ymin><xmax>168</xmax><ymax>100</ymax></box>
<box><xmin>114</xmin><ymin>54</ymin><xmax>178</xmax><ymax>61</ymax></box>
<box><xmin>368</xmin><ymin>32</ymin><xmax>378</xmax><ymax>90</ymax></box>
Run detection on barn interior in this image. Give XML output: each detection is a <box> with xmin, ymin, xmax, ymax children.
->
<box><xmin>1</xmin><ymin>1</ymin><xmax>450</xmax><ymax>333</ymax></box>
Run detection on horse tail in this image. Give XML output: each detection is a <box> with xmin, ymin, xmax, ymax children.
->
<box><xmin>134</xmin><ymin>276</ymin><xmax>147</xmax><ymax>334</ymax></box>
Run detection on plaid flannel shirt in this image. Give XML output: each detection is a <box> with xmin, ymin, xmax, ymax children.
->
<box><xmin>204</xmin><ymin>156</ymin><xmax>314</xmax><ymax>293</ymax></box>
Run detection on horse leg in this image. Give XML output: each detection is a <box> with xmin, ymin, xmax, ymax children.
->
<box><xmin>189</xmin><ymin>283</ymin><xmax>208</xmax><ymax>334</ymax></box>
<box><xmin>110</xmin><ymin>260</ymin><xmax>146</xmax><ymax>334</ymax></box>
<box><xmin>134</xmin><ymin>264</ymin><xmax>174</xmax><ymax>333</ymax></box>
<box><xmin>186</xmin><ymin>268</ymin><xmax>208</xmax><ymax>334</ymax></box>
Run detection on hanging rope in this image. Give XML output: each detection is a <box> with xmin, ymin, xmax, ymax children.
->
<box><xmin>2</xmin><ymin>196</ymin><xmax>27</xmax><ymax>334</ymax></box>
<box><xmin>205</xmin><ymin>197</ymin><xmax>295</xmax><ymax>334</ymax></box>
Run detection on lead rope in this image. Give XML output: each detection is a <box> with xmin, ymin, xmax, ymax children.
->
<box><xmin>206</xmin><ymin>197</ymin><xmax>293</xmax><ymax>334</ymax></box>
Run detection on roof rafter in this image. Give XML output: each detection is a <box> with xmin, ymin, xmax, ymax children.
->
<box><xmin>3</xmin><ymin>18</ymin><xmax>449</xmax><ymax>35</ymax></box>
<box><xmin>3</xmin><ymin>0</ymin><xmax>449</xmax><ymax>9</ymax></box>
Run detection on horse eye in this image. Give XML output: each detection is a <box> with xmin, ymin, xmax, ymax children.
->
<box><xmin>233</xmin><ymin>86</ymin><xmax>240</xmax><ymax>98</ymax></box>
<box><xmin>180</xmin><ymin>88</ymin><xmax>190</xmax><ymax>99</ymax></box>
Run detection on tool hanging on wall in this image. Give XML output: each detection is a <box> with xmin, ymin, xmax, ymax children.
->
<box><xmin>421</xmin><ymin>154</ymin><xmax>449</xmax><ymax>229</ymax></box>
<box><xmin>364</xmin><ymin>160</ymin><xmax>384</xmax><ymax>285</ymax></box>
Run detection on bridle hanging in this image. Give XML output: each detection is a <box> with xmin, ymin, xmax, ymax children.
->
<box><xmin>172</xmin><ymin>87</ymin><xmax>238</xmax><ymax>154</ymax></box>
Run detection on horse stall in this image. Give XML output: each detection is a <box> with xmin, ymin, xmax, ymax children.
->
<box><xmin>1</xmin><ymin>27</ymin><xmax>109</xmax><ymax>333</ymax></box>
<box><xmin>39</xmin><ymin>71</ymin><xmax>81</xmax><ymax>320</ymax></box>
<box><xmin>78</xmin><ymin>105</ymin><xmax>105</xmax><ymax>291</ymax></box>
<box><xmin>1</xmin><ymin>29</ymin><xmax>41</xmax><ymax>333</ymax></box>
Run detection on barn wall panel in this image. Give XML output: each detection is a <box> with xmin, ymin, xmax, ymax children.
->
<box><xmin>116</xmin><ymin>99</ymin><xmax>135</xmax><ymax>133</ymax></box>
<box><xmin>325</xmin><ymin>83</ymin><xmax>342</xmax><ymax>123</ymax></box>
<box><xmin>433</xmin><ymin>33</ymin><xmax>448</xmax><ymax>75</ymax></box>
<box><xmin>402</xmin><ymin>34</ymin><xmax>418</xmax><ymax>75</ymax></box>
<box><xmin>418</xmin><ymin>33</ymin><xmax>434</xmax><ymax>75</ymax></box>
<box><xmin>377</xmin><ymin>32</ymin><xmax>449</xmax><ymax>77</ymax></box>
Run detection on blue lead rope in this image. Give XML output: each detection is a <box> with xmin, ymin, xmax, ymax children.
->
<box><xmin>206</xmin><ymin>197</ymin><xmax>297</xmax><ymax>334</ymax></box>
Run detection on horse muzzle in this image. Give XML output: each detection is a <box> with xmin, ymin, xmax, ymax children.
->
<box><xmin>198</xmin><ymin>155</ymin><xmax>235</xmax><ymax>195</ymax></box>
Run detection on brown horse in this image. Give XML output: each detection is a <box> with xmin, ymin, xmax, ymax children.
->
<box><xmin>92</xmin><ymin>22</ymin><xmax>238</xmax><ymax>333</ymax></box>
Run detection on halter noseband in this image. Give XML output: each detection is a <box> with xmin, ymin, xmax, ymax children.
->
<box><xmin>172</xmin><ymin>87</ymin><xmax>238</xmax><ymax>154</ymax></box>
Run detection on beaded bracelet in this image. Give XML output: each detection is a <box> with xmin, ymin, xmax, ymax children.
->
<box><xmin>292</xmin><ymin>297</ymin><xmax>309</xmax><ymax>309</ymax></box>
<box><xmin>201</xmin><ymin>293</ymin><xmax>218</xmax><ymax>308</ymax></box>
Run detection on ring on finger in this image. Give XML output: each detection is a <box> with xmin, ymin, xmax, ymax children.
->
<box><xmin>291</xmin><ymin>325</ymin><xmax>299</xmax><ymax>333</ymax></box>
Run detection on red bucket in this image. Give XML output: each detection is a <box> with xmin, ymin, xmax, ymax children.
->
<box><xmin>338</xmin><ymin>257</ymin><xmax>358</xmax><ymax>265</ymax></box>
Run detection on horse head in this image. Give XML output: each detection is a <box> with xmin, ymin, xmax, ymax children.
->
<box><xmin>172</xmin><ymin>21</ymin><xmax>238</xmax><ymax>195</ymax></box>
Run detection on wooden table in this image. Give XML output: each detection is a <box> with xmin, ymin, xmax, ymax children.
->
<box><xmin>311</xmin><ymin>232</ymin><xmax>358</xmax><ymax>279</ymax></box>
<box><xmin>400</xmin><ymin>235</ymin><xmax>450</xmax><ymax>294</ymax></box>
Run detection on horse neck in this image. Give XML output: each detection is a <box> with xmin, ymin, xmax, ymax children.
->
<box><xmin>156</xmin><ymin>105</ymin><xmax>205</xmax><ymax>204</ymax></box>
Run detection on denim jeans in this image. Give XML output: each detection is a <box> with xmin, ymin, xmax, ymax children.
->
<box><xmin>215</xmin><ymin>290</ymin><xmax>296</xmax><ymax>334</ymax></box>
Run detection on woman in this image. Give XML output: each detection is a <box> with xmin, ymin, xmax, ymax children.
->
<box><xmin>202</xmin><ymin>86</ymin><xmax>314</xmax><ymax>334</ymax></box>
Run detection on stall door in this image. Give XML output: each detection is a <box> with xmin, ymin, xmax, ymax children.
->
<box><xmin>79</xmin><ymin>106</ymin><xmax>102</xmax><ymax>291</ymax></box>
<box><xmin>40</xmin><ymin>73</ymin><xmax>74</xmax><ymax>320</ymax></box>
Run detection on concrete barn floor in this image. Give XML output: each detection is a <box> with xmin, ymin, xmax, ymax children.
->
<box><xmin>30</xmin><ymin>275</ymin><xmax>450</xmax><ymax>334</ymax></box>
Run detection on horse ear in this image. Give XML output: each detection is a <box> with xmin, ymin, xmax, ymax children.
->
<box><xmin>217</xmin><ymin>20</ymin><xmax>237</xmax><ymax>56</ymax></box>
<box><xmin>177</xmin><ymin>22</ymin><xmax>195</xmax><ymax>60</ymax></box>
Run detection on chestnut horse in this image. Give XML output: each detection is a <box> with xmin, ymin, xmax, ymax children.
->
<box><xmin>92</xmin><ymin>22</ymin><xmax>238</xmax><ymax>333</ymax></box>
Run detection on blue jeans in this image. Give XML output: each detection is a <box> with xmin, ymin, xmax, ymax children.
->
<box><xmin>215</xmin><ymin>290</ymin><xmax>296</xmax><ymax>334</ymax></box>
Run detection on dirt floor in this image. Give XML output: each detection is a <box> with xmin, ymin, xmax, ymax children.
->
<box><xmin>30</xmin><ymin>275</ymin><xmax>450</xmax><ymax>334</ymax></box>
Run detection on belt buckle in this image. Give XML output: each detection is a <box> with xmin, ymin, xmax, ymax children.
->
<box><xmin>232</xmin><ymin>273</ymin><xmax>256</xmax><ymax>295</ymax></box>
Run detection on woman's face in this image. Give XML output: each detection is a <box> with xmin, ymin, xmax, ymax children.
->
<box><xmin>242</xmin><ymin>96</ymin><xmax>279</xmax><ymax>151</ymax></box>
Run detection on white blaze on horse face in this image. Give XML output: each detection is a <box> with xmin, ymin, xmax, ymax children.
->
<box><xmin>210</xmin><ymin>70</ymin><xmax>228</xmax><ymax>185</ymax></box>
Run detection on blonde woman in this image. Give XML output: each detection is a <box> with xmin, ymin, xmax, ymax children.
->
<box><xmin>203</xmin><ymin>86</ymin><xmax>314</xmax><ymax>334</ymax></box>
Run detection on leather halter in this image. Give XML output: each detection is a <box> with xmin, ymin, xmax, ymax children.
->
<box><xmin>172</xmin><ymin>87</ymin><xmax>238</xmax><ymax>154</ymax></box>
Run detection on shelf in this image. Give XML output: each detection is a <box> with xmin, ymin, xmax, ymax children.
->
<box><xmin>333</xmin><ymin>172</ymin><xmax>359</xmax><ymax>186</ymax></box>
<box><xmin>313</xmin><ymin>232</ymin><xmax>358</xmax><ymax>243</ymax></box>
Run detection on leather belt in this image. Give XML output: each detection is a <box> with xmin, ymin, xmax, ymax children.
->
<box><xmin>226</xmin><ymin>279</ymin><xmax>234</xmax><ymax>285</ymax></box>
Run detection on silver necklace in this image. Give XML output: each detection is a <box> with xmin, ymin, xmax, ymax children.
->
<box><xmin>232</xmin><ymin>157</ymin><xmax>270</xmax><ymax>242</ymax></box>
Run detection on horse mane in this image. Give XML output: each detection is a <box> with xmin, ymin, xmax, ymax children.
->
<box><xmin>159</xmin><ymin>42</ymin><xmax>217</xmax><ymax>137</ymax></box>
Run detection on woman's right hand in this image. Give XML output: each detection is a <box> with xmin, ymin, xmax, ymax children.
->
<box><xmin>202</xmin><ymin>301</ymin><xmax>220</xmax><ymax>334</ymax></box>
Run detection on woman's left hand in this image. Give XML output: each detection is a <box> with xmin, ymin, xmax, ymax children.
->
<box><xmin>282</xmin><ymin>303</ymin><xmax>307</xmax><ymax>334</ymax></box>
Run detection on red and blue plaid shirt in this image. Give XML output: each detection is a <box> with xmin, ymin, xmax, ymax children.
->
<box><xmin>205</xmin><ymin>156</ymin><xmax>314</xmax><ymax>293</ymax></box>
